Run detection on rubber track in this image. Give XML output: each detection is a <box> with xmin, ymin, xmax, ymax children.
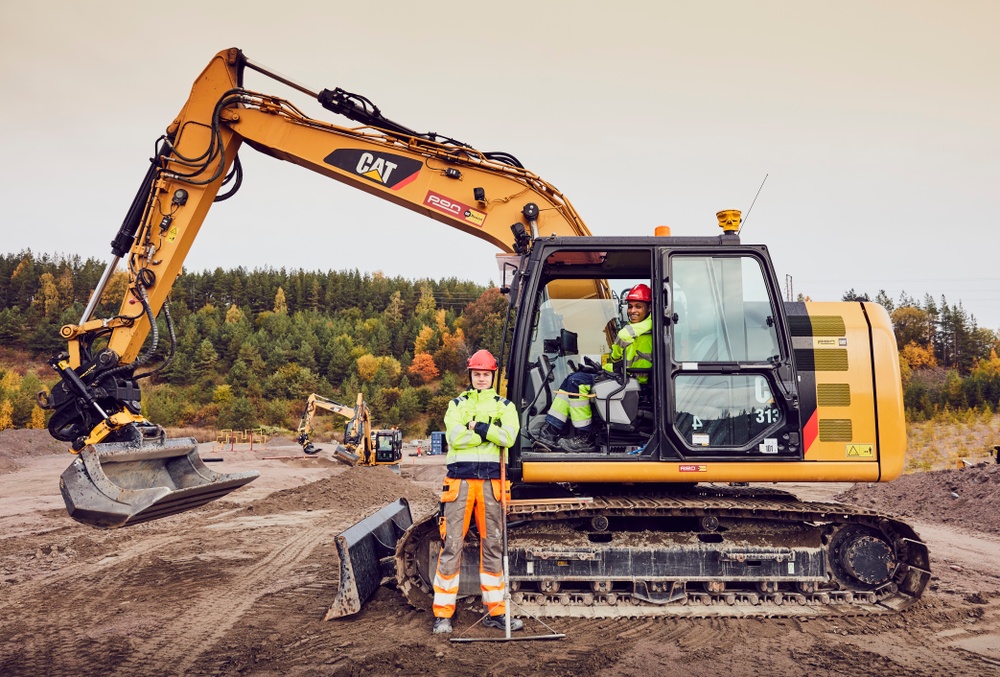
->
<box><xmin>396</xmin><ymin>486</ymin><xmax>931</xmax><ymax>619</ymax></box>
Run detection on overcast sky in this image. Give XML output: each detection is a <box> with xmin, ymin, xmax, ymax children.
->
<box><xmin>2</xmin><ymin>1</ymin><xmax>998</xmax><ymax>329</ymax></box>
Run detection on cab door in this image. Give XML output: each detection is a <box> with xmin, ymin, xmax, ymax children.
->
<box><xmin>663</xmin><ymin>251</ymin><xmax>801</xmax><ymax>459</ymax></box>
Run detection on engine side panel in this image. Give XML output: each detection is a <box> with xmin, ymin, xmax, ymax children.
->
<box><xmin>785</xmin><ymin>301</ymin><xmax>905</xmax><ymax>479</ymax></box>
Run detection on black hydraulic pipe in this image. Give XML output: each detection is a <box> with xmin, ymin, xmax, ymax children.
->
<box><xmin>110</xmin><ymin>146</ymin><xmax>170</xmax><ymax>257</ymax></box>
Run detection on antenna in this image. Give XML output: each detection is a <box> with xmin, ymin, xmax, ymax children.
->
<box><xmin>738</xmin><ymin>174</ymin><xmax>768</xmax><ymax>235</ymax></box>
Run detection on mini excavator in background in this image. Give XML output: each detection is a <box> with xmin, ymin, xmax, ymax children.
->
<box><xmin>41</xmin><ymin>49</ymin><xmax>929</xmax><ymax>618</ymax></box>
<box><xmin>295</xmin><ymin>393</ymin><xmax>402</xmax><ymax>466</ymax></box>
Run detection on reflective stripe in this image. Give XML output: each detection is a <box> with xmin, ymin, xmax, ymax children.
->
<box><xmin>433</xmin><ymin>593</ymin><xmax>457</xmax><ymax>607</ymax></box>
<box><xmin>434</xmin><ymin>570</ymin><xmax>460</xmax><ymax>592</ymax></box>
<box><xmin>550</xmin><ymin>392</ymin><xmax>571</xmax><ymax>419</ymax></box>
<box><xmin>482</xmin><ymin>575</ymin><xmax>506</xmax><ymax>613</ymax></box>
<box><xmin>494</xmin><ymin>428</ymin><xmax>513</xmax><ymax>447</ymax></box>
<box><xmin>433</xmin><ymin>568</ymin><xmax>461</xmax><ymax>615</ymax></box>
<box><xmin>480</xmin><ymin>571</ymin><xmax>503</xmax><ymax>587</ymax></box>
<box><xmin>482</xmin><ymin>588</ymin><xmax>505</xmax><ymax>604</ymax></box>
<box><xmin>548</xmin><ymin>406</ymin><xmax>569</xmax><ymax>423</ymax></box>
<box><xmin>568</xmin><ymin>394</ymin><xmax>592</xmax><ymax>426</ymax></box>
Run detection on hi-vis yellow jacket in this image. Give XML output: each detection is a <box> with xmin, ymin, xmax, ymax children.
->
<box><xmin>444</xmin><ymin>387</ymin><xmax>520</xmax><ymax>480</ymax></box>
<box><xmin>606</xmin><ymin>315</ymin><xmax>653</xmax><ymax>382</ymax></box>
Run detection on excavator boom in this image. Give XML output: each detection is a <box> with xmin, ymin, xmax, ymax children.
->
<box><xmin>45</xmin><ymin>48</ymin><xmax>585</xmax><ymax>527</ymax></box>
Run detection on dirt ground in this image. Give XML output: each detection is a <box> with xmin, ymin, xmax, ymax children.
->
<box><xmin>1</xmin><ymin>429</ymin><xmax>998</xmax><ymax>677</ymax></box>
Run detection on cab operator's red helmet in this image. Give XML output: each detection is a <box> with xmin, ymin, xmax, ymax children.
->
<box><xmin>467</xmin><ymin>349</ymin><xmax>498</xmax><ymax>371</ymax></box>
<box><xmin>625</xmin><ymin>284</ymin><xmax>652</xmax><ymax>303</ymax></box>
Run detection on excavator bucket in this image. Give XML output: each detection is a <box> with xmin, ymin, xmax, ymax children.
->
<box><xmin>325</xmin><ymin>498</ymin><xmax>412</xmax><ymax>620</ymax></box>
<box><xmin>60</xmin><ymin>437</ymin><xmax>260</xmax><ymax>529</ymax></box>
<box><xmin>332</xmin><ymin>444</ymin><xmax>361</xmax><ymax>467</ymax></box>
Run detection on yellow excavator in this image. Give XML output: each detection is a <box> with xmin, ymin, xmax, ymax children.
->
<box><xmin>41</xmin><ymin>48</ymin><xmax>929</xmax><ymax>617</ymax></box>
<box><xmin>295</xmin><ymin>393</ymin><xmax>402</xmax><ymax>466</ymax></box>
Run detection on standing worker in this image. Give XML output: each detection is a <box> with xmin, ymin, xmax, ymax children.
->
<box><xmin>431</xmin><ymin>349</ymin><xmax>524</xmax><ymax>634</ymax></box>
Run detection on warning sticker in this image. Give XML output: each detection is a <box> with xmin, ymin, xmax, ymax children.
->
<box><xmin>758</xmin><ymin>438</ymin><xmax>779</xmax><ymax>454</ymax></box>
<box><xmin>846</xmin><ymin>444</ymin><xmax>874</xmax><ymax>458</ymax></box>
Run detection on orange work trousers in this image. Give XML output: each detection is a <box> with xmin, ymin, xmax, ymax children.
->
<box><xmin>431</xmin><ymin>477</ymin><xmax>507</xmax><ymax>618</ymax></box>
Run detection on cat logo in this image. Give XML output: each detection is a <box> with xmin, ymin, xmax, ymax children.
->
<box><xmin>323</xmin><ymin>149</ymin><xmax>422</xmax><ymax>190</ymax></box>
<box><xmin>846</xmin><ymin>444</ymin><xmax>874</xmax><ymax>458</ymax></box>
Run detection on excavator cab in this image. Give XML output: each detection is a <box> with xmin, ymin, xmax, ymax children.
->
<box><xmin>373</xmin><ymin>429</ymin><xmax>403</xmax><ymax>463</ymax></box>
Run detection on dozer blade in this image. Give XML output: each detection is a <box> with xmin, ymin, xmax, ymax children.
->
<box><xmin>325</xmin><ymin>498</ymin><xmax>412</xmax><ymax>620</ymax></box>
<box><xmin>60</xmin><ymin>437</ymin><xmax>260</xmax><ymax>529</ymax></box>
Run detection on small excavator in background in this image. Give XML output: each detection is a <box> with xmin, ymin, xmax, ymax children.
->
<box><xmin>296</xmin><ymin>393</ymin><xmax>401</xmax><ymax>467</ymax></box>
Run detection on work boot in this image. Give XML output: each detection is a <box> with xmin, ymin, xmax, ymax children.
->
<box><xmin>559</xmin><ymin>431</ymin><xmax>597</xmax><ymax>453</ymax></box>
<box><xmin>533</xmin><ymin>423</ymin><xmax>562</xmax><ymax>450</ymax></box>
<box><xmin>482</xmin><ymin>615</ymin><xmax>524</xmax><ymax>631</ymax></box>
<box><xmin>432</xmin><ymin>617</ymin><xmax>453</xmax><ymax>634</ymax></box>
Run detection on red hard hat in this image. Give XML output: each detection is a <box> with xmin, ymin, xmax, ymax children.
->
<box><xmin>626</xmin><ymin>284</ymin><xmax>652</xmax><ymax>303</ymax></box>
<box><xmin>467</xmin><ymin>349</ymin><xmax>498</xmax><ymax>371</ymax></box>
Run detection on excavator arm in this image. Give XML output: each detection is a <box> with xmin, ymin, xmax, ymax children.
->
<box><xmin>45</xmin><ymin>48</ymin><xmax>591</xmax><ymax>527</ymax></box>
<box><xmin>65</xmin><ymin>48</ymin><xmax>589</xmax><ymax>372</ymax></box>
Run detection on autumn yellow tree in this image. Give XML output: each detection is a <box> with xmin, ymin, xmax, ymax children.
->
<box><xmin>100</xmin><ymin>270</ymin><xmax>130</xmax><ymax>309</ymax></box>
<box><xmin>225</xmin><ymin>304</ymin><xmax>245</xmax><ymax>324</ymax></box>
<box><xmin>356</xmin><ymin>353</ymin><xmax>379</xmax><ymax>382</ymax></box>
<box><xmin>435</xmin><ymin>326</ymin><xmax>467</xmax><ymax>374</ymax></box>
<box><xmin>0</xmin><ymin>370</ymin><xmax>22</xmax><ymax>395</ymax></box>
<box><xmin>57</xmin><ymin>268</ymin><xmax>75</xmax><ymax>307</ymax></box>
<box><xmin>0</xmin><ymin>400</ymin><xmax>13</xmax><ymax>430</ymax></box>
<box><xmin>34</xmin><ymin>272</ymin><xmax>60</xmax><ymax>317</ymax></box>
<box><xmin>901</xmin><ymin>341</ymin><xmax>937</xmax><ymax>370</ymax></box>
<box><xmin>28</xmin><ymin>405</ymin><xmax>46</xmax><ymax>429</ymax></box>
<box><xmin>413</xmin><ymin>325</ymin><xmax>437</xmax><ymax>355</ymax></box>
<box><xmin>273</xmin><ymin>287</ymin><xmax>288</xmax><ymax>314</ymax></box>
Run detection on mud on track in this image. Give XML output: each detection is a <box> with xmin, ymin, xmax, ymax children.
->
<box><xmin>0</xmin><ymin>430</ymin><xmax>998</xmax><ymax>676</ymax></box>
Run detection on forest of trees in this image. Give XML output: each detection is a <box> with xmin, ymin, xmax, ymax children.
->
<box><xmin>0</xmin><ymin>250</ymin><xmax>998</xmax><ymax>435</ymax></box>
<box><xmin>0</xmin><ymin>251</ymin><xmax>508</xmax><ymax>436</ymax></box>
<box><xmin>840</xmin><ymin>288</ymin><xmax>1000</xmax><ymax>420</ymax></box>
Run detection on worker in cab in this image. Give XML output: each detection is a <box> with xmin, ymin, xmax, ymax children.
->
<box><xmin>534</xmin><ymin>283</ymin><xmax>653</xmax><ymax>453</ymax></box>
<box><xmin>431</xmin><ymin>349</ymin><xmax>524</xmax><ymax>634</ymax></box>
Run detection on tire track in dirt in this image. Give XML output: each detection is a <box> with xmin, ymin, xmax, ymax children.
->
<box><xmin>830</xmin><ymin>600</ymin><xmax>1000</xmax><ymax>677</ymax></box>
<box><xmin>0</xmin><ymin>529</ymin><xmax>195</xmax><ymax>676</ymax></box>
<box><xmin>1</xmin><ymin>531</ymin><xmax>191</xmax><ymax>606</ymax></box>
<box><xmin>111</xmin><ymin>522</ymin><xmax>331</xmax><ymax>677</ymax></box>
